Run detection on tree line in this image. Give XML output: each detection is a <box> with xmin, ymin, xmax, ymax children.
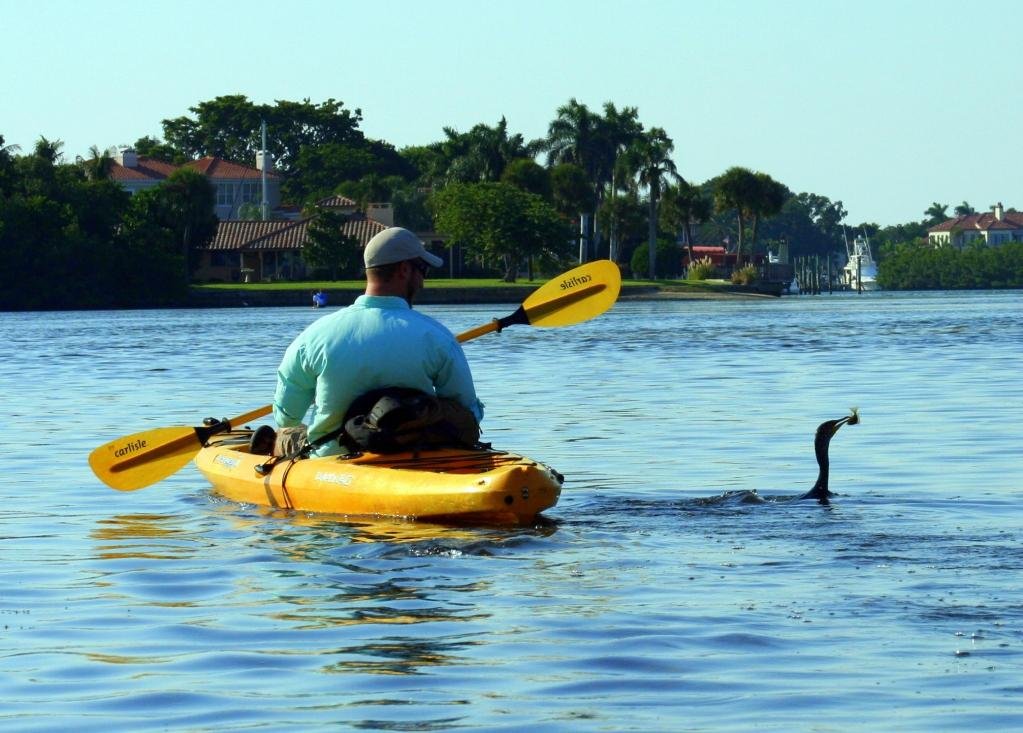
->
<box><xmin>3</xmin><ymin>95</ymin><xmax>1018</xmax><ymax>308</ymax></box>
<box><xmin>0</xmin><ymin>135</ymin><xmax>217</xmax><ymax>309</ymax></box>
<box><xmin>878</xmin><ymin>241</ymin><xmax>1023</xmax><ymax>289</ymax></box>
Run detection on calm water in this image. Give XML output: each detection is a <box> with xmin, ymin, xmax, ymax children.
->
<box><xmin>2</xmin><ymin>291</ymin><xmax>1021</xmax><ymax>731</ymax></box>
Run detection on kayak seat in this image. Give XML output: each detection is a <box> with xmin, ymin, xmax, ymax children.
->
<box><xmin>248</xmin><ymin>424</ymin><xmax>277</xmax><ymax>455</ymax></box>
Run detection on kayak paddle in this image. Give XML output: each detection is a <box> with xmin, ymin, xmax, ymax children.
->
<box><xmin>89</xmin><ymin>406</ymin><xmax>275</xmax><ymax>491</ymax></box>
<box><xmin>455</xmin><ymin>259</ymin><xmax>620</xmax><ymax>340</ymax></box>
<box><xmin>89</xmin><ymin>259</ymin><xmax>621</xmax><ymax>491</ymax></box>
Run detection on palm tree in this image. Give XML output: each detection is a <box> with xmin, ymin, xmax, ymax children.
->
<box><xmin>81</xmin><ymin>145</ymin><xmax>115</xmax><ymax>180</ymax></box>
<box><xmin>953</xmin><ymin>201</ymin><xmax>976</xmax><ymax>217</ymax></box>
<box><xmin>442</xmin><ymin>117</ymin><xmax>530</xmax><ymax>184</ymax></box>
<box><xmin>661</xmin><ymin>180</ymin><xmax>712</xmax><ymax>264</ymax></box>
<box><xmin>546</xmin><ymin>101</ymin><xmax>645</xmax><ymax>262</ymax></box>
<box><xmin>623</xmin><ymin>127</ymin><xmax>680</xmax><ymax>279</ymax></box>
<box><xmin>22</xmin><ymin>137</ymin><xmax>65</xmax><ymax>195</ymax></box>
<box><xmin>33</xmin><ymin>136</ymin><xmax>64</xmax><ymax>164</ymax></box>
<box><xmin>0</xmin><ymin>136</ymin><xmax>18</xmax><ymax>196</ymax></box>
<box><xmin>0</xmin><ymin>135</ymin><xmax>20</xmax><ymax>158</ymax></box>
<box><xmin>545</xmin><ymin>99</ymin><xmax>601</xmax><ymax>178</ymax></box>
<box><xmin>924</xmin><ymin>202</ymin><xmax>949</xmax><ymax>225</ymax></box>
<box><xmin>544</xmin><ymin>99</ymin><xmax>603</xmax><ymax>260</ymax></box>
<box><xmin>598</xmin><ymin>102</ymin><xmax>643</xmax><ymax>262</ymax></box>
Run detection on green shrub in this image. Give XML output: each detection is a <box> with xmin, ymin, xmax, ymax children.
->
<box><xmin>630</xmin><ymin>239</ymin><xmax>682</xmax><ymax>278</ymax></box>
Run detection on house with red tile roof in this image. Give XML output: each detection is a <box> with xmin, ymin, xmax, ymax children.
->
<box><xmin>928</xmin><ymin>203</ymin><xmax>1023</xmax><ymax>248</ymax></box>
<box><xmin>108</xmin><ymin>147</ymin><xmax>283</xmax><ymax>220</ymax></box>
<box><xmin>109</xmin><ymin>149</ymin><xmax>408</xmax><ymax>282</ymax></box>
<box><xmin>194</xmin><ymin>211</ymin><xmax>389</xmax><ymax>282</ymax></box>
<box><xmin>316</xmin><ymin>193</ymin><xmax>358</xmax><ymax>210</ymax></box>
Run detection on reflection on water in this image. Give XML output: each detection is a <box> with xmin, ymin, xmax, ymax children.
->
<box><xmin>3</xmin><ymin>293</ymin><xmax>1023</xmax><ymax>731</ymax></box>
<box><xmin>223</xmin><ymin>509</ymin><xmax>559</xmax><ymax>548</ymax></box>
<box><xmin>322</xmin><ymin>637</ymin><xmax>482</xmax><ymax>676</ymax></box>
<box><xmin>263</xmin><ymin>575</ymin><xmax>493</xmax><ymax>631</ymax></box>
<box><xmin>91</xmin><ymin>513</ymin><xmax>198</xmax><ymax>560</ymax></box>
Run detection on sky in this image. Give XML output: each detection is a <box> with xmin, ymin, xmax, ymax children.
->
<box><xmin>3</xmin><ymin>0</ymin><xmax>1021</xmax><ymax>226</ymax></box>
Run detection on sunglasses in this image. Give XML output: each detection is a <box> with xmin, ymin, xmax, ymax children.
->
<box><xmin>410</xmin><ymin>259</ymin><xmax>430</xmax><ymax>276</ymax></box>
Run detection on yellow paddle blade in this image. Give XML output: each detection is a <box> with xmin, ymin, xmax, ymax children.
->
<box><xmin>89</xmin><ymin>405</ymin><xmax>273</xmax><ymax>491</ymax></box>
<box><xmin>89</xmin><ymin>426</ymin><xmax>206</xmax><ymax>491</ymax></box>
<box><xmin>522</xmin><ymin>259</ymin><xmax>621</xmax><ymax>327</ymax></box>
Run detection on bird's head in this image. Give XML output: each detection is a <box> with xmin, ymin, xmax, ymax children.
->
<box><xmin>816</xmin><ymin>408</ymin><xmax>859</xmax><ymax>444</ymax></box>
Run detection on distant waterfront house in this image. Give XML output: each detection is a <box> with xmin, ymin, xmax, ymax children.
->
<box><xmin>108</xmin><ymin>148</ymin><xmax>283</xmax><ymax>220</ymax></box>
<box><xmin>317</xmin><ymin>193</ymin><xmax>358</xmax><ymax>213</ymax></box>
<box><xmin>108</xmin><ymin>149</ymin><xmax>410</xmax><ymax>281</ymax></box>
<box><xmin>194</xmin><ymin>211</ymin><xmax>388</xmax><ymax>282</ymax></box>
<box><xmin>928</xmin><ymin>203</ymin><xmax>1023</xmax><ymax>248</ymax></box>
<box><xmin>680</xmin><ymin>245</ymin><xmax>771</xmax><ymax>270</ymax></box>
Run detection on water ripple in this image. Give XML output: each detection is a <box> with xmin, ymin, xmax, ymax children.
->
<box><xmin>3</xmin><ymin>293</ymin><xmax>1023</xmax><ymax>731</ymax></box>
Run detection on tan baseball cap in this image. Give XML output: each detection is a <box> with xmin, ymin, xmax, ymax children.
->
<box><xmin>363</xmin><ymin>227</ymin><xmax>443</xmax><ymax>269</ymax></box>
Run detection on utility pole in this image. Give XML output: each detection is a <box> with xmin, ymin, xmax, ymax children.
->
<box><xmin>260</xmin><ymin>120</ymin><xmax>269</xmax><ymax>221</ymax></box>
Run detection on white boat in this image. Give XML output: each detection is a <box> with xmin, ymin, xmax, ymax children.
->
<box><xmin>767</xmin><ymin>250</ymin><xmax>798</xmax><ymax>294</ymax></box>
<box><xmin>843</xmin><ymin>233</ymin><xmax>880</xmax><ymax>291</ymax></box>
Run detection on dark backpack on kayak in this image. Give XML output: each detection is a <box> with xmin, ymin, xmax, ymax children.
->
<box><xmin>341</xmin><ymin>387</ymin><xmax>479</xmax><ymax>454</ymax></box>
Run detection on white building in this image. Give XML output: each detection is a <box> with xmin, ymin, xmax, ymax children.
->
<box><xmin>928</xmin><ymin>203</ymin><xmax>1023</xmax><ymax>248</ymax></box>
<box><xmin>109</xmin><ymin>148</ymin><xmax>282</xmax><ymax>220</ymax></box>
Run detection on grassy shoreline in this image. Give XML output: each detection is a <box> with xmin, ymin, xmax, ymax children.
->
<box><xmin>191</xmin><ymin>277</ymin><xmax>781</xmax><ymax>307</ymax></box>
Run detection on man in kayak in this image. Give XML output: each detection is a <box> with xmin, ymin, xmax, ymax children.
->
<box><xmin>266</xmin><ymin>227</ymin><xmax>484</xmax><ymax>456</ymax></box>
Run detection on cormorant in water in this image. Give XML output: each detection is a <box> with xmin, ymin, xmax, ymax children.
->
<box><xmin>799</xmin><ymin>409</ymin><xmax>859</xmax><ymax>505</ymax></box>
<box><xmin>693</xmin><ymin>409</ymin><xmax>860</xmax><ymax>507</ymax></box>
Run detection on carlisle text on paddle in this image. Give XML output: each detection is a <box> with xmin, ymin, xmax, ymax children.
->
<box><xmin>114</xmin><ymin>439</ymin><xmax>147</xmax><ymax>458</ymax></box>
<box><xmin>559</xmin><ymin>273</ymin><xmax>593</xmax><ymax>290</ymax></box>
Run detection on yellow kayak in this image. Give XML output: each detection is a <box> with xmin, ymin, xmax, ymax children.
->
<box><xmin>194</xmin><ymin>431</ymin><xmax>563</xmax><ymax>525</ymax></box>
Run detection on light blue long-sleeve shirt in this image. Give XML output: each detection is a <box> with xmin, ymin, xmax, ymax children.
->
<box><xmin>273</xmin><ymin>295</ymin><xmax>484</xmax><ymax>455</ymax></box>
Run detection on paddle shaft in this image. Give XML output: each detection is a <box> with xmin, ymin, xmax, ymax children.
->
<box><xmin>100</xmin><ymin>311</ymin><xmax>548</xmax><ymax>480</ymax></box>
<box><xmin>106</xmin><ymin>405</ymin><xmax>274</xmax><ymax>476</ymax></box>
<box><xmin>91</xmin><ymin>260</ymin><xmax>620</xmax><ymax>491</ymax></box>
